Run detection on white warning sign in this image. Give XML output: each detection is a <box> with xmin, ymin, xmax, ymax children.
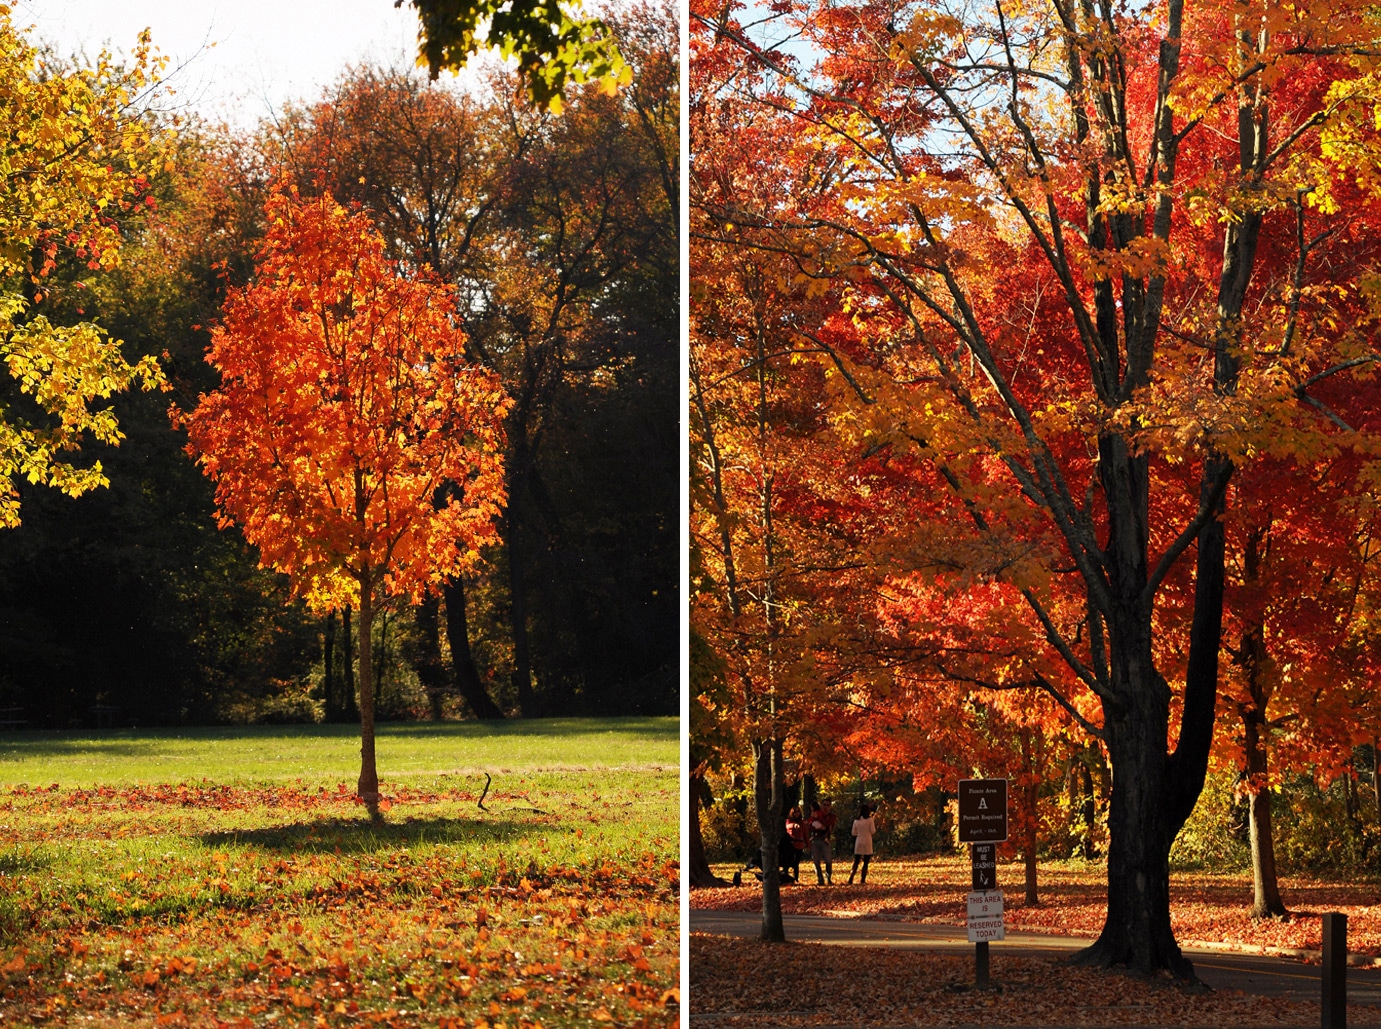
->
<box><xmin>966</xmin><ymin>889</ymin><xmax>1005</xmax><ymax>942</ymax></box>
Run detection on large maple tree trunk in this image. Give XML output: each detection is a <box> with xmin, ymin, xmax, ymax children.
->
<box><xmin>443</xmin><ymin>578</ymin><xmax>505</xmax><ymax>719</ymax></box>
<box><xmin>1075</xmin><ymin>443</ymin><xmax>1224</xmax><ymax>978</ymax></box>
<box><xmin>752</xmin><ymin>736</ymin><xmax>785</xmax><ymax>941</ymax></box>
<box><xmin>356</xmin><ymin>574</ymin><xmax>381</xmax><ymax>819</ymax></box>
<box><xmin>1087</xmin><ymin>685</ymin><xmax>1184</xmax><ymax>973</ymax></box>
<box><xmin>690</xmin><ymin>763</ymin><xmax>729</xmax><ymax>888</ymax></box>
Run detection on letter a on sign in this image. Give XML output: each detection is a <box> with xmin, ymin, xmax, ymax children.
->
<box><xmin>978</xmin><ymin>798</ymin><xmax>987</xmax><ymax>809</ymax></box>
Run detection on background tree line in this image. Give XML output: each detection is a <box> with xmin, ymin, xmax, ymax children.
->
<box><xmin>0</xmin><ymin>0</ymin><xmax>677</xmax><ymax>728</ymax></box>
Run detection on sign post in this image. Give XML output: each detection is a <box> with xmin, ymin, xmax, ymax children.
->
<box><xmin>958</xmin><ymin>779</ymin><xmax>1008</xmax><ymax>988</ymax></box>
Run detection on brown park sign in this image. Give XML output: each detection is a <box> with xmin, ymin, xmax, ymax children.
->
<box><xmin>957</xmin><ymin>778</ymin><xmax>1008</xmax><ymax>843</ymax></box>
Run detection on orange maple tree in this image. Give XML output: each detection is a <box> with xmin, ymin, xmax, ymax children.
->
<box><xmin>185</xmin><ymin>189</ymin><xmax>509</xmax><ymax>813</ymax></box>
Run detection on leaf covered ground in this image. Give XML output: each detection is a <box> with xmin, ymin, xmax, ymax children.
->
<box><xmin>0</xmin><ymin>723</ymin><xmax>679</xmax><ymax>1027</ymax></box>
<box><xmin>696</xmin><ymin>855</ymin><xmax>1381</xmax><ymax>959</ymax></box>
<box><xmin>690</xmin><ymin>932</ymin><xmax>1381</xmax><ymax>1027</ymax></box>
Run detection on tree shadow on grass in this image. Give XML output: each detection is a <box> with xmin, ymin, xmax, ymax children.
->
<box><xmin>199</xmin><ymin>814</ymin><xmax>553</xmax><ymax>855</ymax></box>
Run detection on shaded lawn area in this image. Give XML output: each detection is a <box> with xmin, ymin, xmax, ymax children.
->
<box><xmin>690</xmin><ymin>933</ymin><xmax>1380</xmax><ymax>1027</ymax></box>
<box><xmin>0</xmin><ymin>719</ymin><xmax>679</xmax><ymax>1027</ymax></box>
<box><xmin>696</xmin><ymin>854</ymin><xmax>1381</xmax><ymax>958</ymax></box>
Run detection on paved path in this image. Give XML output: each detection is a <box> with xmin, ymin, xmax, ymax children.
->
<box><xmin>692</xmin><ymin>908</ymin><xmax>1381</xmax><ymax>1007</ymax></box>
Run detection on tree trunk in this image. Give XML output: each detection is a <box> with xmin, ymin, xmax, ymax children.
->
<box><xmin>752</xmin><ymin>736</ymin><xmax>785</xmax><ymax>942</ymax></box>
<box><xmin>1078</xmin><ymin>757</ymin><xmax>1097</xmax><ymax>859</ymax></box>
<box><xmin>1373</xmin><ymin>741</ymin><xmax>1380</xmax><ymax>823</ymax></box>
<box><xmin>1023</xmin><ymin>777</ymin><xmax>1039</xmax><ymax>907</ymax></box>
<box><xmin>444</xmin><ymin>577</ymin><xmax>505</xmax><ymax>719</ymax></box>
<box><xmin>1074</xmin><ymin>442</ymin><xmax>1224</xmax><ymax>979</ymax></box>
<box><xmin>342</xmin><ymin>606</ymin><xmax>359</xmax><ymax>722</ymax></box>
<box><xmin>1079</xmin><ymin>684</ymin><xmax>1186</xmax><ymax>974</ymax></box>
<box><xmin>1244</xmin><ymin>712</ymin><xmax>1286</xmax><ymax>918</ymax></box>
<box><xmin>1239</xmin><ymin>614</ymin><xmax>1286</xmax><ymax>918</ymax></box>
<box><xmin>690</xmin><ymin>762</ymin><xmax>729</xmax><ymax>888</ymax></box>
<box><xmin>356</xmin><ymin>576</ymin><xmax>380</xmax><ymax>819</ymax></box>
<box><xmin>414</xmin><ymin>595</ymin><xmax>449</xmax><ymax>720</ymax></box>
<box><xmin>374</xmin><ymin>610</ymin><xmax>389</xmax><ymax>706</ymax></box>
<box><xmin>507</xmin><ymin>527</ymin><xmax>538</xmax><ymax>717</ymax></box>
<box><xmin>323</xmin><ymin>611</ymin><xmax>338</xmax><ymax>721</ymax></box>
<box><xmin>1020</xmin><ymin>728</ymin><xmax>1040</xmax><ymax>905</ymax></box>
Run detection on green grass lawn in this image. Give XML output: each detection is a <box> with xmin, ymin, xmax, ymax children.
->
<box><xmin>0</xmin><ymin>718</ymin><xmax>679</xmax><ymax>1028</ymax></box>
<box><xmin>0</xmin><ymin>717</ymin><xmax>676</xmax><ymax>784</ymax></box>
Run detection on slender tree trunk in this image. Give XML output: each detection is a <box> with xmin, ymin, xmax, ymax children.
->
<box><xmin>690</xmin><ymin>762</ymin><xmax>729</xmax><ymax>888</ymax></box>
<box><xmin>1238</xmin><ymin>592</ymin><xmax>1287</xmax><ymax>919</ymax></box>
<box><xmin>1373</xmin><ymin>741</ymin><xmax>1380</xmax><ymax>823</ymax></box>
<box><xmin>507</xmin><ymin>526</ymin><xmax>538</xmax><ymax>716</ymax></box>
<box><xmin>1023</xmin><ymin>785</ymin><xmax>1039</xmax><ymax>906</ymax></box>
<box><xmin>342</xmin><ymin>606</ymin><xmax>358</xmax><ymax>722</ymax></box>
<box><xmin>1243</xmin><ymin>708</ymin><xmax>1286</xmax><ymax>917</ymax></box>
<box><xmin>356</xmin><ymin>575</ymin><xmax>380</xmax><ymax>819</ymax></box>
<box><xmin>1020</xmin><ymin>728</ymin><xmax>1039</xmax><ymax>905</ymax></box>
<box><xmin>375</xmin><ymin>610</ymin><xmax>389</xmax><ymax>707</ymax></box>
<box><xmin>753</xmin><ymin>736</ymin><xmax>785</xmax><ymax>941</ymax></box>
<box><xmin>323</xmin><ymin>611</ymin><xmax>338</xmax><ymax>721</ymax></box>
<box><xmin>444</xmin><ymin>578</ymin><xmax>505</xmax><ymax>719</ymax></box>
<box><xmin>414</xmin><ymin>595</ymin><xmax>449</xmax><ymax>720</ymax></box>
<box><xmin>1079</xmin><ymin>758</ymin><xmax>1097</xmax><ymax>859</ymax></box>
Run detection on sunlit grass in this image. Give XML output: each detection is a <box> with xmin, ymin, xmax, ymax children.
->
<box><xmin>0</xmin><ymin>720</ymin><xmax>679</xmax><ymax>1027</ymax></box>
<box><xmin>0</xmin><ymin>717</ymin><xmax>676</xmax><ymax>784</ymax></box>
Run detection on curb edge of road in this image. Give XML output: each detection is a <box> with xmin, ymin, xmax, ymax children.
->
<box><xmin>1178</xmin><ymin>936</ymin><xmax>1381</xmax><ymax>968</ymax></box>
<box><xmin>699</xmin><ymin>907</ymin><xmax>1381</xmax><ymax>968</ymax></box>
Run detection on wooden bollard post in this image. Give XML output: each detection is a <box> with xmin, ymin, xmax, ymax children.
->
<box><xmin>1323</xmin><ymin>911</ymin><xmax>1347</xmax><ymax>1029</ymax></box>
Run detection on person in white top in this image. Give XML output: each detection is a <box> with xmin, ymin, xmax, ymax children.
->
<box><xmin>849</xmin><ymin>803</ymin><xmax>877</xmax><ymax>884</ymax></box>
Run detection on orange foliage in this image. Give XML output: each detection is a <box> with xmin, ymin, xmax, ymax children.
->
<box><xmin>185</xmin><ymin>188</ymin><xmax>508</xmax><ymax>612</ymax></box>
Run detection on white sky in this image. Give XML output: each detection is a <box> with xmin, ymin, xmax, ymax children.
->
<box><xmin>17</xmin><ymin>0</ymin><xmax>483</xmax><ymax>128</ymax></box>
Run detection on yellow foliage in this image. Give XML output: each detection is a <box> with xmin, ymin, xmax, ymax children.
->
<box><xmin>0</xmin><ymin>9</ymin><xmax>171</xmax><ymax>526</ymax></box>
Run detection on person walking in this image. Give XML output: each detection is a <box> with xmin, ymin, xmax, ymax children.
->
<box><xmin>785</xmin><ymin>805</ymin><xmax>807</xmax><ymax>883</ymax></box>
<box><xmin>808</xmin><ymin>798</ymin><xmax>837</xmax><ymax>884</ymax></box>
<box><xmin>849</xmin><ymin>803</ymin><xmax>877</xmax><ymax>884</ymax></box>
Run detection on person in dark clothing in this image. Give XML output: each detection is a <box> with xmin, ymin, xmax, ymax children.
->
<box><xmin>808</xmin><ymin>797</ymin><xmax>837</xmax><ymax>884</ymax></box>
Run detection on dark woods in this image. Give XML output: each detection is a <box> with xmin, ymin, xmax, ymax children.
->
<box><xmin>0</xmin><ymin>2</ymin><xmax>678</xmax><ymax>728</ymax></box>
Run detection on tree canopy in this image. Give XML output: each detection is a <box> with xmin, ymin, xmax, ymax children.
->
<box><xmin>691</xmin><ymin>0</ymin><xmax>1381</xmax><ymax>975</ymax></box>
<box><xmin>0</xmin><ymin>8</ymin><xmax>167</xmax><ymax>527</ymax></box>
